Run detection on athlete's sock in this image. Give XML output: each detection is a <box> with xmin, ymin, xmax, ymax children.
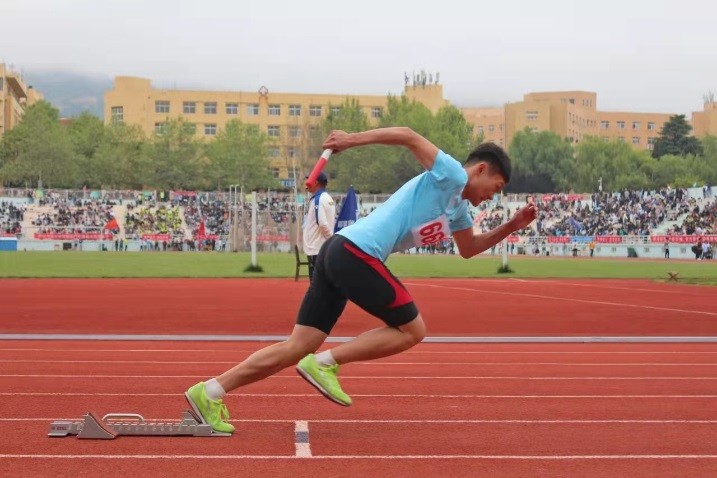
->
<box><xmin>204</xmin><ymin>378</ymin><xmax>227</xmax><ymax>400</ymax></box>
<box><xmin>315</xmin><ymin>350</ymin><xmax>337</xmax><ymax>366</ymax></box>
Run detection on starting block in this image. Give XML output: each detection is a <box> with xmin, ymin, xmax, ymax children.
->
<box><xmin>48</xmin><ymin>409</ymin><xmax>231</xmax><ymax>439</ymax></box>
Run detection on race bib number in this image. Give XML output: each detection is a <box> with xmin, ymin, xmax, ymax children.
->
<box><xmin>411</xmin><ymin>215</ymin><xmax>450</xmax><ymax>246</ymax></box>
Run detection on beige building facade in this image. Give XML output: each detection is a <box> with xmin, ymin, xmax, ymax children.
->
<box><xmin>104</xmin><ymin>77</ymin><xmax>447</xmax><ymax>182</ymax></box>
<box><xmin>692</xmin><ymin>101</ymin><xmax>717</xmax><ymax>137</ymax></box>
<box><xmin>0</xmin><ymin>63</ymin><xmax>43</xmax><ymax>139</ymax></box>
<box><xmin>466</xmin><ymin>91</ymin><xmax>674</xmax><ymax>152</ymax></box>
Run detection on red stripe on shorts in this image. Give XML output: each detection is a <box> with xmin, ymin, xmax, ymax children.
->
<box><xmin>343</xmin><ymin>242</ymin><xmax>413</xmax><ymax>308</ymax></box>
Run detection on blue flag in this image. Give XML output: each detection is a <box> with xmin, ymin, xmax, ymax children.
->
<box><xmin>334</xmin><ymin>186</ymin><xmax>358</xmax><ymax>233</ymax></box>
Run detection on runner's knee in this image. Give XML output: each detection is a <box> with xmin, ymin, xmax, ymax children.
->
<box><xmin>400</xmin><ymin>315</ymin><xmax>426</xmax><ymax>347</ymax></box>
<box><xmin>284</xmin><ymin>339</ymin><xmax>320</xmax><ymax>362</ymax></box>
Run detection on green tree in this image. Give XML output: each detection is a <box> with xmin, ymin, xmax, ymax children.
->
<box><xmin>67</xmin><ymin>112</ymin><xmax>107</xmax><ymax>188</ymax></box>
<box><xmin>507</xmin><ymin>129</ymin><xmax>575</xmax><ymax>192</ymax></box>
<box><xmin>205</xmin><ymin>120</ymin><xmax>276</xmax><ymax>190</ymax></box>
<box><xmin>652</xmin><ymin>115</ymin><xmax>703</xmax><ymax>158</ymax></box>
<box><xmin>701</xmin><ymin>135</ymin><xmax>717</xmax><ymax>183</ymax></box>
<box><xmin>311</xmin><ymin>98</ymin><xmax>373</xmax><ymax>191</ymax></box>
<box><xmin>574</xmin><ymin>137</ymin><xmax>653</xmax><ymax>192</ymax></box>
<box><xmin>145</xmin><ymin>118</ymin><xmax>203</xmax><ymax>190</ymax></box>
<box><xmin>0</xmin><ymin>101</ymin><xmax>77</xmax><ymax>188</ymax></box>
<box><xmin>93</xmin><ymin>122</ymin><xmax>149</xmax><ymax>189</ymax></box>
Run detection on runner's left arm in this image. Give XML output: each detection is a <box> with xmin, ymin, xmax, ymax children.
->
<box><xmin>452</xmin><ymin>203</ymin><xmax>537</xmax><ymax>258</ymax></box>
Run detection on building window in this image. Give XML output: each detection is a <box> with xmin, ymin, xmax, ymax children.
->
<box><xmin>632</xmin><ymin>136</ymin><xmax>640</xmax><ymax>145</ymax></box>
<box><xmin>288</xmin><ymin>104</ymin><xmax>302</xmax><ymax>116</ymax></box>
<box><xmin>226</xmin><ymin>103</ymin><xmax>238</xmax><ymax>115</ymax></box>
<box><xmin>600</xmin><ymin>121</ymin><xmax>610</xmax><ymax>129</ymax></box>
<box><xmin>183</xmin><ymin>102</ymin><xmax>196</xmax><ymax>114</ymax></box>
<box><xmin>268</xmin><ymin>147</ymin><xmax>280</xmax><ymax>157</ymax></box>
<box><xmin>330</xmin><ymin>106</ymin><xmax>341</xmax><ymax>116</ymax></box>
<box><xmin>268</xmin><ymin>104</ymin><xmax>281</xmax><ymax>116</ymax></box>
<box><xmin>154</xmin><ymin>122</ymin><xmax>167</xmax><ymax>133</ymax></box>
<box><xmin>477</xmin><ymin>126</ymin><xmax>484</xmax><ymax>134</ymax></box>
<box><xmin>271</xmin><ymin>168</ymin><xmax>280</xmax><ymax>178</ymax></box>
<box><xmin>617</xmin><ymin>121</ymin><xmax>625</xmax><ymax>130</ymax></box>
<box><xmin>371</xmin><ymin>107</ymin><xmax>383</xmax><ymax>118</ymax></box>
<box><xmin>309</xmin><ymin>105</ymin><xmax>322</xmax><ymax>117</ymax></box>
<box><xmin>526</xmin><ymin>111</ymin><xmax>538</xmax><ymax>121</ymax></box>
<box><xmin>268</xmin><ymin>125</ymin><xmax>280</xmax><ymax>137</ymax></box>
<box><xmin>289</xmin><ymin>126</ymin><xmax>301</xmax><ymax>138</ymax></box>
<box><xmin>617</xmin><ymin>136</ymin><xmax>625</xmax><ymax>142</ymax></box>
<box><xmin>488</xmin><ymin>124</ymin><xmax>495</xmax><ymax>133</ymax></box>
<box><xmin>632</xmin><ymin>121</ymin><xmax>641</xmax><ymax>130</ymax></box>
<box><xmin>648</xmin><ymin>122</ymin><xmax>656</xmax><ymax>131</ymax></box>
<box><xmin>0</xmin><ymin>78</ymin><xmax>3</xmax><ymax>91</ymax></box>
<box><xmin>204</xmin><ymin>124</ymin><xmax>217</xmax><ymax>135</ymax></box>
<box><xmin>288</xmin><ymin>147</ymin><xmax>299</xmax><ymax>158</ymax></box>
<box><xmin>155</xmin><ymin>101</ymin><xmax>170</xmax><ymax>114</ymax></box>
<box><xmin>247</xmin><ymin>104</ymin><xmax>259</xmax><ymax>116</ymax></box>
<box><xmin>110</xmin><ymin>106</ymin><xmax>123</xmax><ymax>123</ymax></box>
<box><xmin>647</xmin><ymin>137</ymin><xmax>656</xmax><ymax>145</ymax></box>
<box><xmin>204</xmin><ymin>102</ymin><xmax>217</xmax><ymax>114</ymax></box>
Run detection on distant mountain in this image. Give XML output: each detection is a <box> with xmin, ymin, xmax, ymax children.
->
<box><xmin>22</xmin><ymin>70</ymin><xmax>112</xmax><ymax>119</ymax></box>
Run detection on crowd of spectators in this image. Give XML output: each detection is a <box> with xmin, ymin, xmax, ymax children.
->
<box><xmin>673</xmin><ymin>200</ymin><xmax>717</xmax><ymax>235</ymax></box>
<box><xmin>181</xmin><ymin>198</ymin><xmax>231</xmax><ymax>237</ymax></box>
<box><xmin>32</xmin><ymin>199</ymin><xmax>115</xmax><ymax>234</ymax></box>
<box><xmin>543</xmin><ymin>188</ymin><xmax>690</xmax><ymax>237</ymax></box>
<box><xmin>124</xmin><ymin>204</ymin><xmax>184</xmax><ymax>237</ymax></box>
<box><xmin>0</xmin><ymin>201</ymin><xmax>24</xmax><ymax>234</ymax></box>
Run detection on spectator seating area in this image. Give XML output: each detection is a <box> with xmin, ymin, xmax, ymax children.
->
<box><xmin>29</xmin><ymin>199</ymin><xmax>116</xmax><ymax>234</ymax></box>
<box><xmin>6</xmin><ymin>187</ymin><xmax>717</xmax><ymax>256</ymax></box>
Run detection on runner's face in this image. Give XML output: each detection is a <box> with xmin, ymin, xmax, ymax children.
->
<box><xmin>464</xmin><ymin>163</ymin><xmax>505</xmax><ymax>206</ymax></box>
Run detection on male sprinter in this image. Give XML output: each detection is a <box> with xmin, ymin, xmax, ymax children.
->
<box><xmin>185</xmin><ymin>127</ymin><xmax>537</xmax><ymax>432</ymax></box>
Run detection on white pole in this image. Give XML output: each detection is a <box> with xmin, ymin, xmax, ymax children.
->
<box><xmin>501</xmin><ymin>192</ymin><xmax>508</xmax><ymax>268</ymax></box>
<box><xmin>251</xmin><ymin>191</ymin><xmax>257</xmax><ymax>267</ymax></box>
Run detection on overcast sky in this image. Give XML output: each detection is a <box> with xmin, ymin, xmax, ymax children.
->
<box><xmin>2</xmin><ymin>0</ymin><xmax>715</xmax><ymax>115</ymax></box>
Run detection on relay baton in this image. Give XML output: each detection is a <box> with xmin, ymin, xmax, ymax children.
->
<box><xmin>304</xmin><ymin>149</ymin><xmax>333</xmax><ymax>188</ymax></box>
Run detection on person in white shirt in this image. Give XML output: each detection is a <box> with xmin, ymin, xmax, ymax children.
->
<box><xmin>302</xmin><ymin>172</ymin><xmax>335</xmax><ymax>280</ymax></box>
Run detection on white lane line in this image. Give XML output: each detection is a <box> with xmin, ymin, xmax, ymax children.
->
<box><xmin>1</xmin><ymin>454</ymin><xmax>716</xmax><ymax>460</ymax></box>
<box><xmin>2</xmin><ymin>392</ymin><xmax>716</xmax><ymax>398</ymax></box>
<box><xmin>3</xmin><ymin>360</ymin><xmax>717</xmax><ymax>366</ymax></box>
<box><xmin>441</xmin><ymin>278</ymin><xmax>703</xmax><ymax>296</ymax></box>
<box><xmin>1</xmin><ymin>374</ymin><xmax>716</xmax><ymax>380</ymax></box>
<box><xmin>5</xmin><ymin>418</ymin><xmax>717</xmax><ymax>424</ymax></box>
<box><xmin>294</xmin><ymin>421</ymin><xmax>312</xmax><ymax>458</ymax></box>
<box><xmin>0</xmin><ymin>349</ymin><xmax>716</xmax><ymax>354</ymax></box>
<box><xmin>405</xmin><ymin>282</ymin><xmax>717</xmax><ymax>316</ymax></box>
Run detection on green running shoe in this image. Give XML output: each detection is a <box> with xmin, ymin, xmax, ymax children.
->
<box><xmin>185</xmin><ymin>382</ymin><xmax>235</xmax><ymax>433</ymax></box>
<box><xmin>296</xmin><ymin>354</ymin><xmax>352</xmax><ymax>406</ymax></box>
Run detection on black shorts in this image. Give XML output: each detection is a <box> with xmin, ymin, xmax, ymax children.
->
<box><xmin>296</xmin><ymin>235</ymin><xmax>419</xmax><ymax>334</ymax></box>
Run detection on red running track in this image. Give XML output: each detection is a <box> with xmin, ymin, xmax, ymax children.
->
<box><xmin>0</xmin><ymin>341</ymin><xmax>716</xmax><ymax>477</ymax></box>
<box><xmin>2</xmin><ymin>278</ymin><xmax>717</xmax><ymax>336</ymax></box>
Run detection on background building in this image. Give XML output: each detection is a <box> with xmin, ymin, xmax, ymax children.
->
<box><xmin>466</xmin><ymin>91</ymin><xmax>674</xmax><ymax>152</ymax></box>
<box><xmin>0</xmin><ymin>63</ymin><xmax>43</xmax><ymax>139</ymax></box>
<box><xmin>461</xmin><ymin>107</ymin><xmax>505</xmax><ymax>147</ymax></box>
<box><xmin>692</xmin><ymin>100</ymin><xmax>717</xmax><ymax>137</ymax></box>
<box><xmin>104</xmin><ymin>77</ymin><xmax>447</xmax><ymax>184</ymax></box>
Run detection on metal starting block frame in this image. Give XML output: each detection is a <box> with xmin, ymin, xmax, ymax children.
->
<box><xmin>48</xmin><ymin>409</ymin><xmax>231</xmax><ymax>439</ymax></box>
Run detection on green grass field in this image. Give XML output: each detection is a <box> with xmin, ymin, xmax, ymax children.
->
<box><xmin>2</xmin><ymin>251</ymin><xmax>717</xmax><ymax>284</ymax></box>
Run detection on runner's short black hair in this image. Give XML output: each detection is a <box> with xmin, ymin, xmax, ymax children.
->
<box><xmin>464</xmin><ymin>142</ymin><xmax>511</xmax><ymax>183</ymax></box>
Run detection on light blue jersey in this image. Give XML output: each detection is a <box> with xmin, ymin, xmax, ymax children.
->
<box><xmin>338</xmin><ymin>150</ymin><xmax>473</xmax><ymax>261</ymax></box>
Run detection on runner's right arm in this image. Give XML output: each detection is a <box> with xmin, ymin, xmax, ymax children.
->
<box><xmin>322</xmin><ymin>128</ymin><xmax>439</xmax><ymax>170</ymax></box>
